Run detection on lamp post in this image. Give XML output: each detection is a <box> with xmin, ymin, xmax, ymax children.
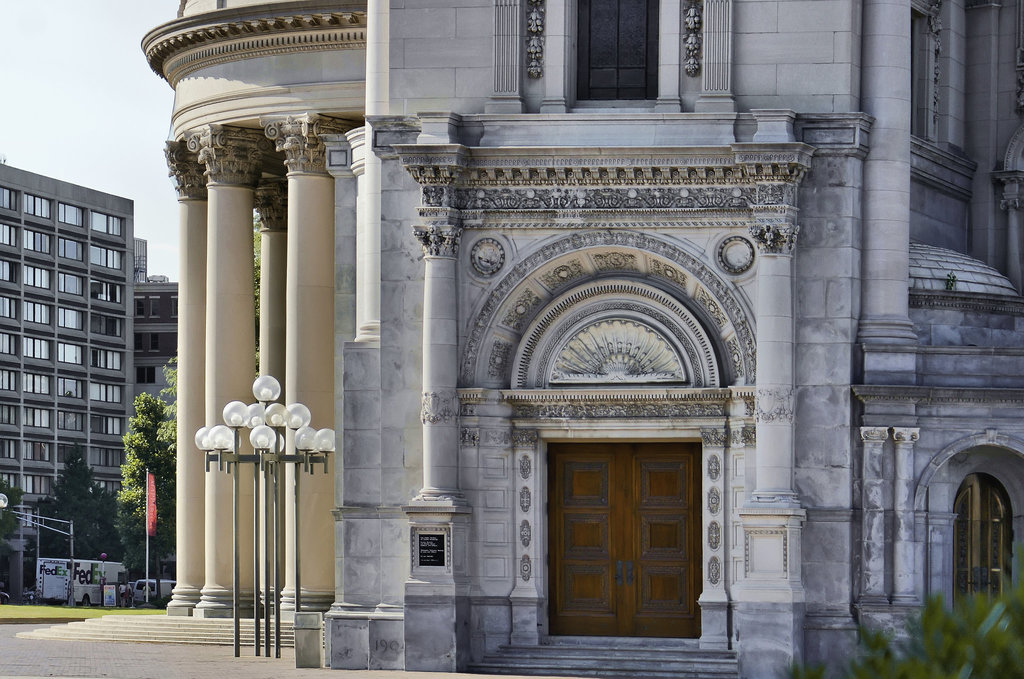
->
<box><xmin>195</xmin><ymin>375</ymin><xmax>334</xmax><ymax>660</ymax></box>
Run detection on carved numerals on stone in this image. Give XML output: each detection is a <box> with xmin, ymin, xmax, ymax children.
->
<box><xmin>421</xmin><ymin>390</ymin><xmax>457</xmax><ymax>424</ymax></box>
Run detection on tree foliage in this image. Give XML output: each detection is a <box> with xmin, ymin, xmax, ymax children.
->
<box><xmin>117</xmin><ymin>390</ymin><xmax>175</xmax><ymax>572</ymax></box>
<box><xmin>0</xmin><ymin>476</ymin><xmax>24</xmax><ymax>551</ymax></box>
<box><xmin>37</xmin><ymin>446</ymin><xmax>122</xmax><ymax>561</ymax></box>
<box><xmin>792</xmin><ymin>588</ymin><xmax>1024</xmax><ymax>679</ymax></box>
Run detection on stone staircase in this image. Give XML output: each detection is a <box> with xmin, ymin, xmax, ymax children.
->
<box><xmin>468</xmin><ymin>638</ymin><xmax>739</xmax><ymax>679</ymax></box>
<box><xmin>16</xmin><ymin>615</ymin><xmax>294</xmax><ymax>647</ymax></box>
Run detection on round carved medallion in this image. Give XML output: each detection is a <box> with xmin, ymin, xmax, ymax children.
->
<box><xmin>717</xmin><ymin>236</ymin><xmax>755</xmax><ymax>274</ymax></box>
<box><xmin>471</xmin><ymin>238</ymin><xmax>505</xmax><ymax>276</ymax></box>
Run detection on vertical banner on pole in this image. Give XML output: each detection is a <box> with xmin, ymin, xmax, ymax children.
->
<box><xmin>147</xmin><ymin>473</ymin><xmax>158</xmax><ymax>537</ymax></box>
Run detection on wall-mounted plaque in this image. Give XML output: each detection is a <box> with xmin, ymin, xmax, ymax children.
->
<box><xmin>417</xmin><ymin>533</ymin><xmax>446</xmax><ymax>567</ymax></box>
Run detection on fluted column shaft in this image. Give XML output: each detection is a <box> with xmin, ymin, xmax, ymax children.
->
<box><xmin>892</xmin><ymin>427</ymin><xmax>920</xmax><ymax>603</ymax></box>
<box><xmin>165</xmin><ymin>142</ymin><xmax>208</xmax><ymax>616</ymax></box>
<box><xmin>860</xmin><ymin>426</ymin><xmax>889</xmax><ymax>602</ymax></box>
<box><xmin>415</xmin><ymin>224</ymin><xmax>463</xmax><ymax>498</ymax></box>
<box><xmin>190</xmin><ymin>126</ymin><xmax>262</xmax><ymax>616</ymax></box>
<box><xmin>265</xmin><ymin>115</ymin><xmax>341</xmax><ymax>612</ymax></box>
<box><xmin>859</xmin><ymin>0</ymin><xmax>916</xmax><ymax>343</ymax></box>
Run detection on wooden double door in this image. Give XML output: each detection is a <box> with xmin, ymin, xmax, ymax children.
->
<box><xmin>548</xmin><ymin>442</ymin><xmax>701</xmax><ymax>638</ymax></box>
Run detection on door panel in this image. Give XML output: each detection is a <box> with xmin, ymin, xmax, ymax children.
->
<box><xmin>549</xmin><ymin>443</ymin><xmax>700</xmax><ymax>637</ymax></box>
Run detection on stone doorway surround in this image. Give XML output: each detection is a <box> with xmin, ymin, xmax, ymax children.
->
<box><xmin>458</xmin><ymin>386</ymin><xmax>755</xmax><ymax>652</ymax></box>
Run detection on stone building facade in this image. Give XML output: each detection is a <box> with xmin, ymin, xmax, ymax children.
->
<box><xmin>144</xmin><ymin>0</ymin><xmax>1024</xmax><ymax>676</ymax></box>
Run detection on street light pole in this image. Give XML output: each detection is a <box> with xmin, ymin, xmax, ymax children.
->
<box><xmin>0</xmin><ymin>495</ymin><xmax>75</xmax><ymax>607</ymax></box>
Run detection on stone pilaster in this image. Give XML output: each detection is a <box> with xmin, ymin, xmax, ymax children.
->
<box><xmin>487</xmin><ymin>0</ymin><xmax>523</xmax><ymax>112</ymax></box>
<box><xmin>695</xmin><ymin>0</ymin><xmax>735</xmax><ymax>111</ymax></box>
<box><xmin>188</xmin><ymin>125</ymin><xmax>263</xmax><ymax>617</ymax></box>
<box><xmin>509</xmin><ymin>429</ymin><xmax>541</xmax><ymax>646</ymax></box>
<box><xmin>263</xmin><ymin>114</ymin><xmax>347</xmax><ymax>613</ymax></box>
<box><xmin>164</xmin><ymin>140</ymin><xmax>208</xmax><ymax>616</ymax></box>
<box><xmin>859</xmin><ymin>426</ymin><xmax>889</xmax><ymax>606</ymax></box>
<box><xmin>891</xmin><ymin>427</ymin><xmax>920</xmax><ymax>604</ymax></box>
<box><xmin>999</xmin><ymin>175</ymin><xmax>1024</xmax><ymax>293</ymax></box>
<box><xmin>655</xmin><ymin>0</ymin><xmax>682</xmax><ymax>111</ymax></box>
<box><xmin>698</xmin><ymin>427</ymin><xmax>728</xmax><ymax>649</ymax></box>
<box><xmin>254</xmin><ymin>180</ymin><xmax>288</xmax><ymax>383</ymax></box>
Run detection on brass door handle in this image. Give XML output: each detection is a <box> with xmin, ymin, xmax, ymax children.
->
<box><xmin>625</xmin><ymin>561</ymin><xmax>634</xmax><ymax>585</ymax></box>
<box><xmin>615</xmin><ymin>560</ymin><xmax>623</xmax><ymax>586</ymax></box>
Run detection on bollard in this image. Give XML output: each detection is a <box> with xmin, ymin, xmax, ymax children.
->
<box><xmin>293</xmin><ymin>611</ymin><xmax>324</xmax><ymax>668</ymax></box>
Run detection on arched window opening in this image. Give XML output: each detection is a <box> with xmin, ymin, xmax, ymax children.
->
<box><xmin>954</xmin><ymin>473</ymin><xmax>1013</xmax><ymax>602</ymax></box>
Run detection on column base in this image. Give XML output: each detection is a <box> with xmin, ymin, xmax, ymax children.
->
<box><xmin>326</xmin><ymin>609</ymin><xmax>406</xmax><ymax>670</ymax></box>
<box><xmin>193</xmin><ymin>586</ymin><xmax>254</xmax><ymax>618</ymax></box>
<box><xmin>694</xmin><ymin>93</ymin><xmax>736</xmax><ymax>112</ymax></box>
<box><xmin>734</xmin><ymin>600</ymin><xmax>805</xmax><ymax>679</ymax></box>
<box><xmin>485</xmin><ymin>95</ymin><xmax>524</xmax><ymax>113</ymax></box>
<box><xmin>654</xmin><ymin>96</ymin><xmax>682</xmax><ymax>112</ymax></box>
<box><xmin>509</xmin><ymin>595</ymin><xmax>541</xmax><ymax>646</ymax></box>
<box><xmin>857</xmin><ymin>318</ymin><xmax>919</xmax><ymax>345</ymax></box>
<box><xmin>166</xmin><ymin>585</ymin><xmax>201</xmax><ymax>616</ymax></box>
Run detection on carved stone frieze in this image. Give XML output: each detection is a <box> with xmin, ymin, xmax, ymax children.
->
<box><xmin>421</xmin><ymin>390</ymin><xmax>458</xmax><ymax>425</ymax></box>
<box><xmin>593</xmin><ymin>251</ymin><xmax>639</xmax><ymax>272</ymax></box>
<box><xmin>519</xmin><ymin>455</ymin><xmax>532</xmax><ymax>480</ymax></box>
<box><xmin>502</xmin><ymin>288</ymin><xmax>543</xmax><ymax>331</ymax></box>
<box><xmin>414</xmin><ymin>224</ymin><xmax>463</xmax><ymax>258</ymax></box>
<box><xmin>539</xmin><ymin>260</ymin><xmax>585</xmax><ymax>289</ymax></box>
<box><xmin>511</xmin><ymin>400</ymin><xmax>726</xmax><ymax>420</ymax></box>
<box><xmin>254</xmin><ymin>180</ymin><xmax>287</xmax><ymax>231</ymax></box>
<box><xmin>526</xmin><ymin>0</ymin><xmax>545</xmax><ymax>78</ymax></box>
<box><xmin>460</xmin><ymin>428</ymin><xmax>480</xmax><ymax>446</ymax></box>
<box><xmin>262</xmin><ymin>114</ymin><xmax>350</xmax><ymax>174</ymax></box>
<box><xmin>187</xmin><ymin>125</ymin><xmax>265</xmax><ymax>187</ymax></box>
<box><xmin>749</xmin><ymin>216</ymin><xmax>799</xmax><ymax>255</ymax></box>
<box><xmin>550</xmin><ymin>319</ymin><xmax>687</xmax><ymax>384</ymax></box>
<box><xmin>696</xmin><ymin>288</ymin><xmax>728</xmax><ymax>327</ymax></box>
<box><xmin>164</xmin><ymin>141</ymin><xmax>208</xmax><ymax>200</ymax></box>
<box><xmin>512</xmin><ymin>429</ymin><xmax>539</xmax><ymax>447</ymax></box>
<box><xmin>458</xmin><ymin>185</ymin><xmax>755</xmax><ymax>211</ymax></box>
<box><xmin>488</xmin><ymin>339</ymin><xmax>514</xmax><ymax>378</ymax></box>
<box><xmin>482</xmin><ymin>429</ymin><xmax>512</xmax><ymax>446</ymax></box>
<box><xmin>647</xmin><ymin>259</ymin><xmax>688</xmax><ymax>286</ymax></box>
<box><xmin>701</xmin><ymin>429</ymin><xmax>728</xmax><ymax>447</ymax></box>
<box><xmin>756</xmin><ymin>386</ymin><xmax>794</xmax><ymax>424</ymax></box>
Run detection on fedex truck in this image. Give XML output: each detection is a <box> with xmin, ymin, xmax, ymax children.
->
<box><xmin>37</xmin><ymin>558</ymin><xmax>125</xmax><ymax>606</ymax></box>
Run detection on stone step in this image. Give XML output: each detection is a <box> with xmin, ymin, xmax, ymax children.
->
<box><xmin>468</xmin><ymin>642</ymin><xmax>739</xmax><ymax>679</ymax></box>
<box><xmin>16</xmin><ymin>614</ymin><xmax>295</xmax><ymax>647</ymax></box>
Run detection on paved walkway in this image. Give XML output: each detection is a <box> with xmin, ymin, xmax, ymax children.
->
<box><xmin>0</xmin><ymin>624</ymin><xmax>575</xmax><ymax>679</ymax></box>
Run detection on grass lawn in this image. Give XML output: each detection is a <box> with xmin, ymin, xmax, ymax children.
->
<box><xmin>0</xmin><ymin>604</ymin><xmax>164</xmax><ymax>621</ymax></box>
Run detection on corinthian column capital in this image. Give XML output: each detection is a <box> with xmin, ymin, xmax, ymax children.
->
<box><xmin>262</xmin><ymin>114</ymin><xmax>350</xmax><ymax>175</ymax></box>
<box><xmin>254</xmin><ymin>180</ymin><xmax>288</xmax><ymax>232</ymax></box>
<box><xmin>749</xmin><ymin>214</ymin><xmax>799</xmax><ymax>255</ymax></box>
<box><xmin>186</xmin><ymin>125</ymin><xmax>265</xmax><ymax>186</ymax></box>
<box><xmin>165</xmin><ymin>141</ymin><xmax>208</xmax><ymax>200</ymax></box>
<box><xmin>414</xmin><ymin>223</ymin><xmax>464</xmax><ymax>258</ymax></box>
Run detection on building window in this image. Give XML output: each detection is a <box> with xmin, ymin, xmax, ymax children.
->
<box><xmin>58</xmin><ymin>307</ymin><xmax>83</xmax><ymax>330</ymax></box>
<box><xmin>90</xmin><ymin>280</ymin><xmax>123</xmax><ymax>303</ymax></box>
<box><xmin>0</xmin><ymin>439</ymin><xmax>15</xmax><ymax>459</ymax></box>
<box><xmin>136</xmin><ymin>366</ymin><xmax>156</xmax><ymax>383</ymax></box>
<box><xmin>24</xmin><ymin>407</ymin><xmax>51</xmax><ymax>428</ymax></box>
<box><xmin>170</xmin><ymin>297</ymin><xmax>178</xmax><ymax>318</ymax></box>
<box><xmin>58</xmin><ymin>203</ymin><xmax>84</xmax><ymax>226</ymax></box>
<box><xmin>0</xmin><ymin>223</ymin><xmax>15</xmax><ymax>246</ymax></box>
<box><xmin>150</xmin><ymin>334</ymin><xmax>160</xmax><ymax>351</ymax></box>
<box><xmin>22</xmin><ymin>337</ymin><xmax>50</xmax><ymax>360</ymax></box>
<box><xmin>954</xmin><ymin>473</ymin><xmax>1012</xmax><ymax>602</ymax></box>
<box><xmin>577</xmin><ymin>0</ymin><xmax>659</xmax><ymax>100</ymax></box>
<box><xmin>57</xmin><ymin>342</ymin><xmax>83</xmax><ymax>365</ymax></box>
<box><xmin>0</xmin><ymin>368</ymin><xmax>15</xmax><ymax>390</ymax></box>
<box><xmin>58</xmin><ymin>237</ymin><xmax>83</xmax><ymax>261</ymax></box>
<box><xmin>90</xmin><ymin>415</ymin><xmax>123</xmax><ymax>435</ymax></box>
<box><xmin>58</xmin><ymin>273</ymin><xmax>84</xmax><ymax>295</ymax></box>
<box><xmin>23</xmin><ymin>194</ymin><xmax>51</xmax><ymax>219</ymax></box>
<box><xmin>21</xmin><ymin>474</ymin><xmax>52</xmax><ymax>495</ymax></box>
<box><xmin>23</xmin><ymin>230</ymin><xmax>51</xmax><ymax>254</ymax></box>
<box><xmin>23</xmin><ymin>301</ymin><xmax>51</xmax><ymax>324</ymax></box>
<box><xmin>0</xmin><ymin>404</ymin><xmax>17</xmax><ymax>424</ymax></box>
<box><xmin>91</xmin><ymin>447</ymin><xmax>124</xmax><ymax>467</ymax></box>
<box><xmin>90</xmin><ymin>245</ymin><xmax>122</xmax><ymax>270</ymax></box>
<box><xmin>97</xmin><ymin>479</ymin><xmax>121</xmax><ymax>493</ymax></box>
<box><xmin>0</xmin><ymin>332</ymin><xmax>13</xmax><ymax>355</ymax></box>
<box><xmin>0</xmin><ymin>260</ymin><xmax>16</xmax><ymax>283</ymax></box>
<box><xmin>89</xmin><ymin>382</ymin><xmax>123</xmax><ymax>403</ymax></box>
<box><xmin>23</xmin><ymin>441</ymin><xmax>52</xmax><ymax>461</ymax></box>
<box><xmin>0</xmin><ymin>187</ymin><xmax>13</xmax><ymax>211</ymax></box>
<box><xmin>90</xmin><ymin>348</ymin><xmax>122</xmax><ymax>371</ymax></box>
<box><xmin>89</xmin><ymin>313</ymin><xmax>122</xmax><ymax>337</ymax></box>
<box><xmin>23</xmin><ymin>373</ymin><xmax>50</xmax><ymax>395</ymax></box>
<box><xmin>134</xmin><ymin>298</ymin><xmax>145</xmax><ymax>316</ymax></box>
<box><xmin>57</xmin><ymin>411</ymin><xmax>84</xmax><ymax>432</ymax></box>
<box><xmin>149</xmin><ymin>298</ymin><xmax>160</xmax><ymax>316</ymax></box>
<box><xmin>58</xmin><ymin>377</ymin><xmax>82</xmax><ymax>398</ymax></box>
<box><xmin>23</xmin><ymin>265</ymin><xmax>51</xmax><ymax>289</ymax></box>
<box><xmin>0</xmin><ymin>295</ymin><xmax>16</xmax><ymax>319</ymax></box>
<box><xmin>90</xmin><ymin>212</ymin><xmax>123</xmax><ymax>236</ymax></box>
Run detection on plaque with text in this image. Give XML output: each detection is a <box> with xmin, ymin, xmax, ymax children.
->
<box><xmin>417</xmin><ymin>533</ymin><xmax>446</xmax><ymax>567</ymax></box>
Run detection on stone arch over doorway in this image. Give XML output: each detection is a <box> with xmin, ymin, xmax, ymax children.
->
<box><xmin>460</xmin><ymin>230</ymin><xmax>755</xmax><ymax>389</ymax></box>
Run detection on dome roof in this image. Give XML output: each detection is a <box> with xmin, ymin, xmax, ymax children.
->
<box><xmin>908</xmin><ymin>242</ymin><xmax>1018</xmax><ymax>296</ymax></box>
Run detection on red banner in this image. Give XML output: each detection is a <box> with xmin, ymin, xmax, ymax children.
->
<box><xmin>146</xmin><ymin>473</ymin><xmax>157</xmax><ymax>537</ymax></box>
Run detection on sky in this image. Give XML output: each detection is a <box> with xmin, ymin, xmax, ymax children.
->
<box><xmin>0</xmin><ymin>2</ymin><xmax>182</xmax><ymax>280</ymax></box>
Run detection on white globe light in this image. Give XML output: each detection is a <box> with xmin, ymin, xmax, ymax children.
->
<box><xmin>210</xmin><ymin>424</ymin><xmax>234</xmax><ymax>450</ymax></box>
<box><xmin>294</xmin><ymin>426</ymin><xmax>317</xmax><ymax>451</ymax></box>
<box><xmin>286</xmin><ymin>403</ymin><xmax>312</xmax><ymax>430</ymax></box>
<box><xmin>252</xmin><ymin>375</ymin><xmax>282</xmax><ymax>402</ymax></box>
<box><xmin>265</xmin><ymin>402</ymin><xmax>288</xmax><ymax>428</ymax></box>
<box><xmin>246</xmin><ymin>402</ymin><xmax>266</xmax><ymax>428</ymax></box>
<box><xmin>0</xmin><ymin>493</ymin><xmax>8</xmax><ymax>509</ymax></box>
<box><xmin>249</xmin><ymin>425</ymin><xmax>275</xmax><ymax>450</ymax></box>
<box><xmin>222</xmin><ymin>401</ymin><xmax>248</xmax><ymax>427</ymax></box>
<box><xmin>194</xmin><ymin>426</ymin><xmax>211</xmax><ymax>451</ymax></box>
<box><xmin>313</xmin><ymin>428</ymin><xmax>335</xmax><ymax>453</ymax></box>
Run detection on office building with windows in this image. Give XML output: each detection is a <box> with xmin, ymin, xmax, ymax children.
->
<box><xmin>0</xmin><ymin>164</ymin><xmax>134</xmax><ymax>506</ymax></box>
<box><xmin>145</xmin><ymin>0</ymin><xmax>1024</xmax><ymax>676</ymax></box>
<box><xmin>132</xmin><ymin>272</ymin><xmax>178</xmax><ymax>401</ymax></box>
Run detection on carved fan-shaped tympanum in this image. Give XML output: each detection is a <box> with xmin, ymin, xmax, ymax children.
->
<box><xmin>550</xmin><ymin>320</ymin><xmax>688</xmax><ymax>384</ymax></box>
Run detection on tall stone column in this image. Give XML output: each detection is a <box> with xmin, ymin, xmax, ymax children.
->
<box><xmin>999</xmin><ymin>176</ymin><xmax>1023</xmax><ymax>293</ymax></box>
<box><xmin>734</xmin><ymin>211</ymin><xmax>806</xmax><ymax>678</ymax></box>
<box><xmin>695</xmin><ymin>0</ymin><xmax>735</xmax><ymax>111</ymax></box>
<box><xmin>858</xmin><ymin>0</ymin><xmax>916</xmax><ymax>344</ymax></box>
<box><xmin>264</xmin><ymin>114</ymin><xmax>344</xmax><ymax>612</ymax></box>
<box><xmin>189</xmin><ymin>125</ymin><xmax>262</xmax><ymax>617</ymax></box>
<box><xmin>859</xmin><ymin>426</ymin><xmax>889</xmax><ymax>607</ymax></box>
<box><xmin>164</xmin><ymin>141</ymin><xmax>208</xmax><ymax>616</ymax></box>
<box><xmin>254</xmin><ymin>180</ymin><xmax>288</xmax><ymax>381</ymax></box>
<box><xmin>892</xmin><ymin>427</ymin><xmax>920</xmax><ymax>604</ymax></box>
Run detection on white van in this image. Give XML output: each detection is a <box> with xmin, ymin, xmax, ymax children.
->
<box><xmin>131</xmin><ymin>579</ymin><xmax>175</xmax><ymax>601</ymax></box>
